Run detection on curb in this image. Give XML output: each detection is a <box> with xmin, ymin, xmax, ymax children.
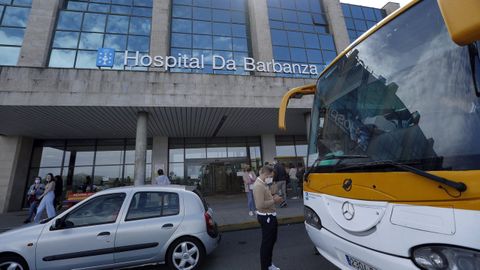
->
<box><xmin>218</xmin><ymin>215</ymin><xmax>304</xmax><ymax>232</ymax></box>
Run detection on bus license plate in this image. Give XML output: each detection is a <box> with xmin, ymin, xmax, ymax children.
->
<box><xmin>345</xmin><ymin>254</ymin><xmax>377</xmax><ymax>270</ymax></box>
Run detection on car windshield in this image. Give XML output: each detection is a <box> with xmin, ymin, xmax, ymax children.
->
<box><xmin>308</xmin><ymin>0</ymin><xmax>480</xmax><ymax>172</ymax></box>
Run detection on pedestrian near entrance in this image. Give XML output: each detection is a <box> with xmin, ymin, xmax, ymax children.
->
<box><xmin>54</xmin><ymin>175</ymin><xmax>64</xmax><ymax>210</ymax></box>
<box><xmin>243</xmin><ymin>165</ymin><xmax>257</xmax><ymax>216</ymax></box>
<box><xmin>273</xmin><ymin>160</ymin><xmax>288</xmax><ymax>207</ymax></box>
<box><xmin>154</xmin><ymin>169</ymin><xmax>171</xmax><ymax>185</ymax></box>
<box><xmin>288</xmin><ymin>163</ymin><xmax>299</xmax><ymax>199</ymax></box>
<box><xmin>34</xmin><ymin>173</ymin><xmax>56</xmax><ymax>223</ymax></box>
<box><xmin>82</xmin><ymin>175</ymin><xmax>95</xmax><ymax>192</ymax></box>
<box><xmin>296</xmin><ymin>163</ymin><xmax>305</xmax><ymax>197</ymax></box>
<box><xmin>253</xmin><ymin>165</ymin><xmax>283</xmax><ymax>270</ymax></box>
<box><xmin>24</xmin><ymin>177</ymin><xmax>45</xmax><ymax>223</ymax></box>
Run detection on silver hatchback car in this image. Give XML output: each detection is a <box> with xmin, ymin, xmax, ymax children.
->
<box><xmin>0</xmin><ymin>185</ymin><xmax>220</xmax><ymax>270</ymax></box>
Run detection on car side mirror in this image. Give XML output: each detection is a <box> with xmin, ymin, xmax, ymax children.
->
<box><xmin>52</xmin><ymin>218</ymin><xmax>65</xmax><ymax>230</ymax></box>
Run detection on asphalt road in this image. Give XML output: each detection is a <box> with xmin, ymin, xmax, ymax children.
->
<box><xmin>138</xmin><ymin>223</ymin><xmax>338</xmax><ymax>270</ymax></box>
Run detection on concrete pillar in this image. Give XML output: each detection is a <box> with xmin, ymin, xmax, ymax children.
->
<box><xmin>382</xmin><ymin>2</ymin><xmax>401</xmax><ymax>15</ymax></box>
<box><xmin>18</xmin><ymin>0</ymin><xmax>63</xmax><ymax>67</ymax></box>
<box><xmin>134</xmin><ymin>112</ymin><xmax>149</xmax><ymax>186</ymax></box>
<box><xmin>0</xmin><ymin>136</ymin><xmax>33</xmax><ymax>213</ymax></box>
<box><xmin>321</xmin><ymin>0</ymin><xmax>350</xmax><ymax>53</ymax></box>
<box><xmin>248</xmin><ymin>0</ymin><xmax>274</xmax><ymax>76</ymax></box>
<box><xmin>152</xmin><ymin>136</ymin><xmax>169</xmax><ymax>181</ymax></box>
<box><xmin>261</xmin><ymin>134</ymin><xmax>276</xmax><ymax>164</ymax></box>
<box><xmin>149</xmin><ymin>0</ymin><xmax>171</xmax><ymax>71</ymax></box>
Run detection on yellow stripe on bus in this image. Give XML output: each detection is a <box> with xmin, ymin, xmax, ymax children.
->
<box><xmin>304</xmin><ymin>170</ymin><xmax>480</xmax><ymax>211</ymax></box>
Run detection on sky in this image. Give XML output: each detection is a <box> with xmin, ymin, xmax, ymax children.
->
<box><xmin>339</xmin><ymin>0</ymin><xmax>411</xmax><ymax>9</ymax></box>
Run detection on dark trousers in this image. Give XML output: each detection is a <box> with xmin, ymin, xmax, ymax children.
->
<box><xmin>26</xmin><ymin>201</ymin><xmax>39</xmax><ymax>222</ymax></box>
<box><xmin>258</xmin><ymin>215</ymin><xmax>278</xmax><ymax>270</ymax></box>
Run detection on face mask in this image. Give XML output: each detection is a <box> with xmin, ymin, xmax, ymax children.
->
<box><xmin>265</xmin><ymin>177</ymin><xmax>273</xmax><ymax>184</ymax></box>
<box><xmin>35</xmin><ymin>179</ymin><xmax>40</xmax><ymax>184</ymax></box>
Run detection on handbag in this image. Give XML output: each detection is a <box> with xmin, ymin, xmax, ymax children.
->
<box><xmin>27</xmin><ymin>194</ymin><xmax>36</xmax><ymax>204</ymax></box>
<box><xmin>248</xmin><ymin>173</ymin><xmax>256</xmax><ymax>190</ymax></box>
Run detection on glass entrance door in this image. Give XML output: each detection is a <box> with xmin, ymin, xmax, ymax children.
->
<box><xmin>223</xmin><ymin>161</ymin><xmax>244</xmax><ymax>194</ymax></box>
<box><xmin>207</xmin><ymin>160</ymin><xmax>245</xmax><ymax>194</ymax></box>
<box><xmin>185</xmin><ymin>160</ymin><xmax>209</xmax><ymax>192</ymax></box>
<box><xmin>211</xmin><ymin>163</ymin><xmax>226</xmax><ymax>193</ymax></box>
<box><xmin>186</xmin><ymin>159</ymin><xmax>246</xmax><ymax>195</ymax></box>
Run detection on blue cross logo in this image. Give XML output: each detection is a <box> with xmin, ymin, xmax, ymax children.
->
<box><xmin>96</xmin><ymin>48</ymin><xmax>115</xmax><ymax>67</ymax></box>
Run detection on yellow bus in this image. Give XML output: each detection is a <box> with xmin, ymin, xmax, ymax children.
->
<box><xmin>279</xmin><ymin>0</ymin><xmax>480</xmax><ymax>269</ymax></box>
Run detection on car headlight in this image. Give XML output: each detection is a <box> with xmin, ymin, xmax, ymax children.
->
<box><xmin>304</xmin><ymin>206</ymin><xmax>322</xmax><ymax>230</ymax></box>
<box><xmin>412</xmin><ymin>245</ymin><xmax>480</xmax><ymax>270</ymax></box>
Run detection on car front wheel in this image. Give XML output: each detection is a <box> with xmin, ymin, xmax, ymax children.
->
<box><xmin>0</xmin><ymin>256</ymin><xmax>28</xmax><ymax>270</ymax></box>
<box><xmin>167</xmin><ymin>237</ymin><xmax>205</xmax><ymax>270</ymax></box>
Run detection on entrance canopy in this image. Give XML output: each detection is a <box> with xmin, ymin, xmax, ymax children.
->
<box><xmin>0</xmin><ymin>106</ymin><xmax>309</xmax><ymax>139</ymax></box>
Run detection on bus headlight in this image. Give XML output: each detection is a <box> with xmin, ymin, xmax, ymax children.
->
<box><xmin>412</xmin><ymin>245</ymin><xmax>480</xmax><ymax>270</ymax></box>
<box><xmin>304</xmin><ymin>206</ymin><xmax>322</xmax><ymax>229</ymax></box>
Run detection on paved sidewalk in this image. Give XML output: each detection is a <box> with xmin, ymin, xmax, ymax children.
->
<box><xmin>0</xmin><ymin>211</ymin><xmax>30</xmax><ymax>233</ymax></box>
<box><xmin>0</xmin><ymin>194</ymin><xmax>304</xmax><ymax>233</ymax></box>
<box><xmin>206</xmin><ymin>194</ymin><xmax>304</xmax><ymax>232</ymax></box>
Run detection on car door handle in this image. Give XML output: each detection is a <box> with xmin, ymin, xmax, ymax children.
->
<box><xmin>162</xmin><ymin>223</ymin><xmax>174</xmax><ymax>229</ymax></box>
<box><xmin>97</xmin><ymin>232</ymin><xmax>111</xmax><ymax>236</ymax></box>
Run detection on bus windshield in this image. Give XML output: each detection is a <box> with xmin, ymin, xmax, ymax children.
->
<box><xmin>308</xmin><ymin>0</ymin><xmax>480</xmax><ymax>172</ymax></box>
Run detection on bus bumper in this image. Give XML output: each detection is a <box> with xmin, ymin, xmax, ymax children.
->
<box><xmin>305</xmin><ymin>223</ymin><xmax>418</xmax><ymax>270</ymax></box>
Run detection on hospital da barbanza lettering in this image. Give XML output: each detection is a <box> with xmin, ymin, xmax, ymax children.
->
<box><xmin>124</xmin><ymin>51</ymin><xmax>319</xmax><ymax>75</ymax></box>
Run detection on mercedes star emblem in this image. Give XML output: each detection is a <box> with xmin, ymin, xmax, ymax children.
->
<box><xmin>342</xmin><ymin>201</ymin><xmax>355</xmax><ymax>220</ymax></box>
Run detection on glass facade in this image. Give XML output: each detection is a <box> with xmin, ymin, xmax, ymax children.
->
<box><xmin>169</xmin><ymin>137</ymin><xmax>261</xmax><ymax>194</ymax></box>
<box><xmin>27</xmin><ymin>139</ymin><xmax>152</xmax><ymax>204</ymax></box>
<box><xmin>275</xmin><ymin>135</ymin><xmax>308</xmax><ymax>166</ymax></box>
<box><xmin>341</xmin><ymin>3</ymin><xmax>386</xmax><ymax>43</ymax></box>
<box><xmin>267</xmin><ymin>0</ymin><xmax>336</xmax><ymax>78</ymax></box>
<box><xmin>0</xmin><ymin>0</ymin><xmax>32</xmax><ymax>66</ymax></box>
<box><xmin>170</xmin><ymin>0</ymin><xmax>251</xmax><ymax>75</ymax></box>
<box><xmin>48</xmin><ymin>0</ymin><xmax>152</xmax><ymax>69</ymax></box>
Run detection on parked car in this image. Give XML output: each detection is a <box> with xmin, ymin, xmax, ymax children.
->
<box><xmin>0</xmin><ymin>185</ymin><xmax>220</xmax><ymax>270</ymax></box>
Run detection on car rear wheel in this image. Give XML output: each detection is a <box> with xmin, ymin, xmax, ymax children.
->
<box><xmin>167</xmin><ymin>237</ymin><xmax>205</xmax><ymax>270</ymax></box>
<box><xmin>0</xmin><ymin>256</ymin><xmax>28</xmax><ymax>270</ymax></box>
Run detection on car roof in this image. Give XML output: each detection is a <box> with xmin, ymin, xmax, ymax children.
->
<box><xmin>95</xmin><ymin>185</ymin><xmax>194</xmax><ymax>195</ymax></box>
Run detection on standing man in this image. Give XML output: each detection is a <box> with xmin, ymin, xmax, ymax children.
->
<box><xmin>253</xmin><ymin>165</ymin><xmax>283</xmax><ymax>270</ymax></box>
<box><xmin>273</xmin><ymin>160</ymin><xmax>288</xmax><ymax>207</ymax></box>
<box><xmin>154</xmin><ymin>169</ymin><xmax>170</xmax><ymax>185</ymax></box>
<box><xmin>296</xmin><ymin>163</ymin><xmax>305</xmax><ymax>198</ymax></box>
<box><xmin>54</xmin><ymin>175</ymin><xmax>64</xmax><ymax>210</ymax></box>
<box><xmin>24</xmin><ymin>177</ymin><xmax>45</xmax><ymax>223</ymax></box>
<box><xmin>288</xmin><ymin>163</ymin><xmax>299</xmax><ymax>199</ymax></box>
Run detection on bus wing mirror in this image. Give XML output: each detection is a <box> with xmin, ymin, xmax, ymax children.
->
<box><xmin>437</xmin><ymin>0</ymin><xmax>480</xmax><ymax>46</ymax></box>
<box><xmin>278</xmin><ymin>84</ymin><xmax>316</xmax><ymax>130</ymax></box>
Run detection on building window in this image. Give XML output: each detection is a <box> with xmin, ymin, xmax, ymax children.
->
<box><xmin>267</xmin><ymin>0</ymin><xmax>336</xmax><ymax>78</ymax></box>
<box><xmin>275</xmin><ymin>135</ymin><xmax>308</xmax><ymax>166</ymax></box>
<box><xmin>0</xmin><ymin>0</ymin><xmax>32</xmax><ymax>66</ymax></box>
<box><xmin>342</xmin><ymin>3</ymin><xmax>386</xmax><ymax>43</ymax></box>
<box><xmin>170</xmin><ymin>0</ymin><xmax>251</xmax><ymax>75</ymax></box>
<box><xmin>27</xmin><ymin>139</ymin><xmax>152</xmax><ymax>206</ymax></box>
<box><xmin>48</xmin><ymin>0</ymin><xmax>152</xmax><ymax>70</ymax></box>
